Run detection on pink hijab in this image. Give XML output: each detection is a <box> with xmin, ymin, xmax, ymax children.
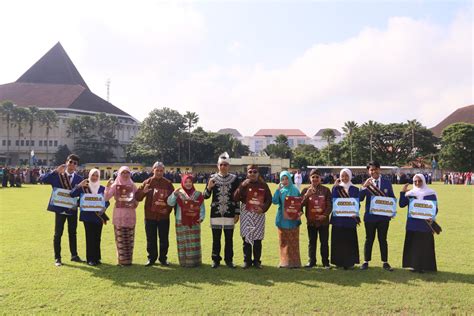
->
<box><xmin>112</xmin><ymin>166</ymin><xmax>136</xmax><ymax>190</ymax></box>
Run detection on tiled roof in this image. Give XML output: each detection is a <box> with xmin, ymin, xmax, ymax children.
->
<box><xmin>430</xmin><ymin>104</ymin><xmax>474</xmax><ymax>137</ymax></box>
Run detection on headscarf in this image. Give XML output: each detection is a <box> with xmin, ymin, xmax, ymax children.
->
<box><xmin>112</xmin><ymin>166</ymin><xmax>135</xmax><ymax>188</ymax></box>
<box><xmin>88</xmin><ymin>168</ymin><xmax>101</xmax><ymax>194</ymax></box>
<box><xmin>177</xmin><ymin>174</ymin><xmax>204</xmax><ymax>208</ymax></box>
<box><xmin>279</xmin><ymin>170</ymin><xmax>300</xmax><ymax>197</ymax></box>
<box><xmin>405</xmin><ymin>173</ymin><xmax>437</xmax><ymax>199</ymax></box>
<box><xmin>339</xmin><ymin>168</ymin><xmax>354</xmax><ymax>192</ymax></box>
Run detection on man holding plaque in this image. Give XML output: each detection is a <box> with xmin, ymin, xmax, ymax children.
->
<box><xmin>399</xmin><ymin>174</ymin><xmax>438</xmax><ymax>272</ymax></box>
<box><xmin>233</xmin><ymin>165</ymin><xmax>272</xmax><ymax>269</ymax></box>
<box><xmin>204</xmin><ymin>152</ymin><xmax>241</xmax><ymax>269</ymax></box>
<box><xmin>359</xmin><ymin>161</ymin><xmax>395</xmax><ymax>271</ymax></box>
<box><xmin>40</xmin><ymin>154</ymin><xmax>84</xmax><ymax>266</ymax></box>
<box><xmin>301</xmin><ymin>169</ymin><xmax>332</xmax><ymax>269</ymax></box>
<box><xmin>136</xmin><ymin>162</ymin><xmax>174</xmax><ymax>267</ymax></box>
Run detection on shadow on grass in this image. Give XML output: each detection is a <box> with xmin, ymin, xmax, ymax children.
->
<box><xmin>68</xmin><ymin>262</ymin><xmax>474</xmax><ymax>289</ymax></box>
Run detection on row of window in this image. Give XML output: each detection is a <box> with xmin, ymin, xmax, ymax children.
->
<box><xmin>1</xmin><ymin>140</ymin><xmax>59</xmax><ymax>147</ymax></box>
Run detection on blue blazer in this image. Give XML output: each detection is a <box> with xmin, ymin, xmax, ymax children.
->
<box><xmin>40</xmin><ymin>171</ymin><xmax>84</xmax><ymax>215</ymax></box>
<box><xmin>70</xmin><ymin>185</ymin><xmax>110</xmax><ymax>224</ymax></box>
<box><xmin>399</xmin><ymin>192</ymin><xmax>437</xmax><ymax>233</ymax></box>
<box><xmin>359</xmin><ymin>177</ymin><xmax>395</xmax><ymax>222</ymax></box>
<box><xmin>330</xmin><ymin>185</ymin><xmax>360</xmax><ymax>228</ymax></box>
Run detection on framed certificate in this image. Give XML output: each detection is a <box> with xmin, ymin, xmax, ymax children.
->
<box><xmin>307</xmin><ymin>195</ymin><xmax>326</xmax><ymax>221</ymax></box>
<box><xmin>181</xmin><ymin>200</ymin><xmax>201</xmax><ymax>226</ymax></box>
<box><xmin>246</xmin><ymin>187</ymin><xmax>266</xmax><ymax>212</ymax></box>
<box><xmin>115</xmin><ymin>185</ymin><xmax>135</xmax><ymax>208</ymax></box>
<box><xmin>369</xmin><ymin>196</ymin><xmax>397</xmax><ymax>217</ymax></box>
<box><xmin>283</xmin><ymin>196</ymin><xmax>302</xmax><ymax>220</ymax></box>
<box><xmin>151</xmin><ymin>188</ymin><xmax>169</xmax><ymax>213</ymax></box>
<box><xmin>50</xmin><ymin>188</ymin><xmax>77</xmax><ymax>209</ymax></box>
<box><xmin>80</xmin><ymin>193</ymin><xmax>106</xmax><ymax>212</ymax></box>
<box><xmin>332</xmin><ymin>198</ymin><xmax>360</xmax><ymax>217</ymax></box>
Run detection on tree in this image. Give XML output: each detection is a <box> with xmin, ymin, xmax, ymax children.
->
<box><xmin>184</xmin><ymin>111</ymin><xmax>199</xmax><ymax>163</ymax></box>
<box><xmin>439</xmin><ymin>123</ymin><xmax>474</xmax><ymax>171</ymax></box>
<box><xmin>38</xmin><ymin>110</ymin><xmax>58</xmax><ymax>166</ymax></box>
<box><xmin>321</xmin><ymin>129</ymin><xmax>336</xmax><ymax>165</ymax></box>
<box><xmin>12</xmin><ymin>107</ymin><xmax>30</xmax><ymax>153</ymax></box>
<box><xmin>26</xmin><ymin>106</ymin><xmax>40</xmax><ymax>154</ymax></box>
<box><xmin>342</xmin><ymin>121</ymin><xmax>358</xmax><ymax>166</ymax></box>
<box><xmin>54</xmin><ymin>144</ymin><xmax>72</xmax><ymax>165</ymax></box>
<box><xmin>265</xmin><ymin>134</ymin><xmax>292</xmax><ymax>159</ymax></box>
<box><xmin>292</xmin><ymin>144</ymin><xmax>323</xmax><ymax>168</ymax></box>
<box><xmin>406</xmin><ymin>119</ymin><xmax>423</xmax><ymax>157</ymax></box>
<box><xmin>0</xmin><ymin>101</ymin><xmax>16</xmax><ymax>163</ymax></box>
<box><xmin>362</xmin><ymin>120</ymin><xmax>380</xmax><ymax>161</ymax></box>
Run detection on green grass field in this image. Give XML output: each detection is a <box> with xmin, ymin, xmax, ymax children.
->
<box><xmin>1</xmin><ymin>183</ymin><xmax>473</xmax><ymax>314</ymax></box>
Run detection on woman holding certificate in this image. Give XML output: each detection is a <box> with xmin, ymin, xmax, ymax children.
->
<box><xmin>70</xmin><ymin>168</ymin><xmax>110</xmax><ymax>266</ymax></box>
<box><xmin>272</xmin><ymin>170</ymin><xmax>302</xmax><ymax>268</ymax></box>
<box><xmin>167</xmin><ymin>174</ymin><xmax>205</xmax><ymax>268</ymax></box>
<box><xmin>330</xmin><ymin>168</ymin><xmax>360</xmax><ymax>270</ymax></box>
<box><xmin>233</xmin><ymin>165</ymin><xmax>272</xmax><ymax>269</ymax></box>
<box><xmin>105</xmin><ymin>166</ymin><xmax>138</xmax><ymax>266</ymax></box>
<box><xmin>399</xmin><ymin>174</ymin><xmax>438</xmax><ymax>273</ymax></box>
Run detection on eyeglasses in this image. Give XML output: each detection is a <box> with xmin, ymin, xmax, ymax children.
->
<box><xmin>68</xmin><ymin>160</ymin><xmax>78</xmax><ymax>165</ymax></box>
<box><xmin>219</xmin><ymin>164</ymin><xmax>229</xmax><ymax>167</ymax></box>
<box><xmin>248</xmin><ymin>170</ymin><xmax>258</xmax><ymax>174</ymax></box>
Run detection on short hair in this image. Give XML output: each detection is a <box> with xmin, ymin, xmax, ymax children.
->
<box><xmin>366</xmin><ymin>161</ymin><xmax>380</xmax><ymax>169</ymax></box>
<box><xmin>152</xmin><ymin>161</ymin><xmax>165</xmax><ymax>169</ymax></box>
<box><xmin>66</xmin><ymin>154</ymin><xmax>79</xmax><ymax>162</ymax></box>
<box><xmin>309</xmin><ymin>169</ymin><xmax>321</xmax><ymax>177</ymax></box>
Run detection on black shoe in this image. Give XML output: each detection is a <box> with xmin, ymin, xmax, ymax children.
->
<box><xmin>145</xmin><ymin>260</ymin><xmax>155</xmax><ymax>267</ymax></box>
<box><xmin>226</xmin><ymin>262</ymin><xmax>236</xmax><ymax>269</ymax></box>
<box><xmin>88</xmin><ymin>261</ymin><xmax>98</xmax><ymax>266</ymax></box>
<box><xmin>343</xmin><ymin>265</ymin><xmax>355</xmax><ymax>270</ymax></box>
<box><xmin>71</xmin><ymin>256</ymin><xmax>84</xmax><ymax>263</ymax></box>
<box><xmin>242</xmin><ymin>262</ymin><xmax>252</xmax><ymax>269</ymax></box>
<box><xmin>211</xmin><ymin>261</ymin><xmax>220</xmax><ymax>269</ymax></box>
<box><xmin>305</xmin><ymin>262</ymin><xmax>316</xmax><ymax>268</ymax></box>
<box><xmin>55</xmin><ymin>259</ymin><xmax>62</xmax><ymax>267</ymax></box>
<box><xmin>383</xmin><ymin>262</ymin><xmax>394</xmax><ymax>272</ymax></box>
<box><xmin>254</xmin><ymin>262</ymin><xmax>263</xmax><ymax>269</ymax></box>
<box><xmin>360</xmin><ymin>262</ymin><xmax>369</xmax><ymax>270</ymax></box>
<box><xmin>96</xmin><ymin>260</ymin><xmax>102</xmax><ymax>265</ymax></box>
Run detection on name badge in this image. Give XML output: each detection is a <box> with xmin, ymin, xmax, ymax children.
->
<box><xmin>408</xmin><ymin>199</ymin><xmax>437</xmax><ymax>220</ymax></box>
<box><xmin>332</xmin><ymin>198</ymin><xmax>360</xmax><ymax>217</ymax></box>
<box><xmin>50</xmin><ymin>188</ymin><xmax>77</xmax><ymax>209</ymax></box>
<box><xmin>80</xmin><ymin>193</ymin><xmax>106</xmax><ymax>212</ymax></box>
<box><xmin>369</xmin><ymin>196</ymin><xmax>397</xmax><ymax>217</ymax></box>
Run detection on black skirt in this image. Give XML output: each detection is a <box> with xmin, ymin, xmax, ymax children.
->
<box><xmin>330</xmin><ymin>225</ymin><xmax>360</xmax><ymax>267</ymax></box>
<box><xmin>403</xmin><ymin>230</ymin><xmax>437</xmax><ymax>272</ymax></box>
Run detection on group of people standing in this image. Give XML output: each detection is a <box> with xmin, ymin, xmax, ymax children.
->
<box><xmin>41</xmin><ymin>154</ymin><xmax>439</xmax><ymax>274</ymax></box>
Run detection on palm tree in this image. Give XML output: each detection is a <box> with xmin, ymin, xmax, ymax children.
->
<box><xmin>26</xmin><ymin>106</ymin><xmax>40</xmax><ymax>155</ymax></box>
<box><xmin>322</xmin><ymin>129</ymin><xmax>336</xmax><ymax>165</ymax></box>
<box><xmin>184</xmin><ymin>111</ymin><xmax>199</xmax><ymax>163</ymax></box>
<box><xmin>38</xmin><ymin>110</ymin><xmax>58</xmax><ymax>166</ymax></box>
<box><xmin>12</xmin><ymin>107</ymin><xmax>30</xmax><ymax>161</ymax></box>
<box><xmin>362</xmin><ymin>120</ymin><xmax>379</xmax><ymax>161</ymax></box>
<box><xmin>0</xmin><ymin>101</ymin><xmax>16</xmax><ymax>164</ymax></box>
<box><xmin>406</xmin><ymin>119</ymin><xmax>422</xmax><ymax>154</ymax></box>
<box><xmin>342</xmin><ymin>121</ymin><xmax>358</xmax><ymax>166</ymax></box>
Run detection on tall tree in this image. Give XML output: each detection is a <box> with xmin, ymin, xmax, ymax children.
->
<box><xmin>265</xmin><ymin>134</ymin><xmax>292</xmax><ymax>159</ymax></box>
<box><xmin>12</xmin><ymin>107</ymin><xmax>30</xmax><ymax>154</ymax></box>
<box><xmin>38</xmin><ymin>110</ymin><xmax>58</xmax><ymax>166</ymax></box>
<box><xmin>342</xmin><ymin>121</ymin><xmax>358</xmax><ymax>166</ymax></box>
<box><xmin>362</xmin><ymin>120</ymin><xmax>379</xmax><ymax>161</ymax></box>
<box><xmin>0</xmin><ymin>101</ymin><xmax>16</xmax><ymax>163</ymax></box>
<box><xmin>406</xmin><ymin>119</ymin><xmax>423</xmax><ymax>157</ymax></box>
<box><xmin>321</xmin><ymin>129</ymin><xmax>336</xmax><ymax>165</ymax></box>
<box><xmin>184</xmin><ymin>111</ymin><xmax>199</xmax><ymax>162</ymax></box>
<box><xmin>26</xmin><ymin>106</ymin><xmax>40</xmax><ymax>155</ymax></box>
<box><xmin>439</xmin><ymin>123</ymin><xmax>474</xmax><ymax>171</ymax></box>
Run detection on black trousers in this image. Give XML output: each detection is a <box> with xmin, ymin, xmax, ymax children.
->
<box><xmin>307</xmin><ymin>225</ymin><xmax>329</xmax><ymax>266</ymax></box>
<box><xmin>243</xmin><ymin>238</ymin><xmax>262</xmax><ymax>265</ymax></box>
<box><xmin>84</xmin><ymin>221</ymin><xmax>103</xmax><ymax>263</ymax></box>
<box><xmin>212</xmin><ymin>228</ymin><xmax>234</xmax><ymax>263</ymax></box>
<box><xmin>364</xmin><ymin>220</ymin><xmax>389</xmax><ymax>262</ymax></box>
<box><xmin>54</xmin><ymin>212</ymin><xmax>78</xmax><ymax>260</ymax></box>
<box><xmin>145</xmin><ymin>219</ymin><xmax>170</xmax><ymax>263</ymax></box>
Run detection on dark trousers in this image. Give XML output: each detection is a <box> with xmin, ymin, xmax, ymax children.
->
<box><xmin>84</xmin><ymin>221</ymin><xmax>103</xmax><ymax>263</ymax></box>
<box><xmin>364</xmin><ymin>220</ymin><xmax>389</xmax><ymax>262</ymax></box>
<box><xmin>54</xmin><ymin>212</ymin><xmax>78</xmax><ymax>260</ymax></box>
<box><xmin>212</xmin><ymin>228</ymin><xmax>234</xmax><ymax>263</ymax></box>
<box><xmin>243</xmin><ymin>238</ymin><xmax>262</xmax><ymax>265</ymax></box>
<box><xmin>145</xmin><ymin>219</ymin><xmax>170</xmax><ymax>263</ymax></box>
<box><xmin>307</xmin><ymin>225</ymin><xmax>329</xmax><ymax>266</ymax></box>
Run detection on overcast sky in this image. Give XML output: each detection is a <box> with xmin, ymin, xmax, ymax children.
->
<box><xmin>0</xmin><ymin>0</ymin><xmax>472</xmax><ymax>136</ymax></box>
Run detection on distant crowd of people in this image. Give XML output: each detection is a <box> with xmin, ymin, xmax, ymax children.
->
<box><xmin>443</xmin><ymin>172</ymin><xmax>473</xmax><ymax>185</ymax></box>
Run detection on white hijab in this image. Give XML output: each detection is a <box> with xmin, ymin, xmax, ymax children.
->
<box><xmin>405</xmin><ymin>174</ymin><xmax>437</xmax><ymax>199</ymax></box>
<box><xmin>339</xmin><ymin>168</ymin><xmax>354</xmax><ymax>192</ymax></box>
<box><xmin>88</xmin><ymin>168</ymin><xmax>101</xmax><ymax>194</ymax></box>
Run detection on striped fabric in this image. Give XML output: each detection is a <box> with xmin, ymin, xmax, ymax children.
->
<box><xmin>114</xmin><ymin>226</ymin><xmax>135</xmax><ymax>265</ymax></box>
<box><xmin>176</xmin><ymin>222</ymin><xmax>202</xmax><ymax>267</ymax></box>
<box><xmin>240</xmin><ymin>208</ymin><xmax>265</xmax><ymax>246</ymax></box>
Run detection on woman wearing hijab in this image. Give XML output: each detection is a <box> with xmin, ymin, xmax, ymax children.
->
<box><xmin>71</xmin><ymin>168</ymin><xmax>110</xmax><ymax>266</ymax></box>
<box><xmin>330</xmin><ymin>168</ymin><xmax>360</xmax><ymax>270</ymax></box>
<box><xmin>272</xmin><ymin>170</ymin><xmax>302</xmax><ymax>268</ymax></box>
<box><xmin>399</xmin><ymin>174</ymin><xmax>438</xmax><ymax>273</ymax></box>
<box><xmin>167</xmin><ymin>174</ymin><xmax>205</xmax><ymax>267</ymax></box>
<box><xmin>105</xmin><ymin>166</ymin><xmax>138</xmax><ymax>266</ymax></box>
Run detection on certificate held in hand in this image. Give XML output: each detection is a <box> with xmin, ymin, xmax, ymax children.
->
<box><xmin>151</xmin><ymin>189</ymin><xmax>169</xmax><ymax>213</ymax></box>
<box><xmin>284</xmin><ymin>196</ymin><xmax>302</xmax><ymax>220</ymax></box>
<box><xmin>181</xmin><ymin>200</ymin><xmax>201</xmax><ymax>226</ymax></box>
<box><xmin>307</xmin><ymin>195</ymin><xmax>326</xmax><ymax>222</ymax></box>
<box><xmin>115</xmin><ymin>185</ymin><xmax>135</xmax><ymax>208</ymax></box>
<box><xmin>246</xmin><ymin>187</ymin><xmax>265</xmax><ymax>212</ymax></box>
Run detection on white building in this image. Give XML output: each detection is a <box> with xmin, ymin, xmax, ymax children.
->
<box><xmin>310</xmin><ymin>128</ymin><xmax>344</xmax><ymax>149</ymax></box>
